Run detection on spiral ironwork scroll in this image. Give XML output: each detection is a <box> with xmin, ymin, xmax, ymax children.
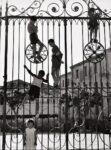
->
<box><xmin>6</xmin><ymin>0</ymin><xmax>111</xmax><ymax>17</ymax></box>
<box><xmin>8</xmin><ymin>0</ymin><xmax>41</xmax><ymax>16</ymax></box>
<box><xmin>7</xmin><ymin>0</ymin><xmax>88</xmax><ymax>17</ymax></box>
<box><xmin>47</xmin><ymin>2</ymin><xmax>64</xmax><ymax>16</ymax></box>
<box><xmin>66</xmin><ymin>1</ymin><xmax>84</xmax><ymax>17</ymax></box>
<box><xmin>88</xmin><ymin>0</ymin><xmax>111</xmax><ymax>19</ymax></box>
<box><xmin>7</xmin><ymin>0</ymin><xmax>111</xmax><ymax>18</ymax></box>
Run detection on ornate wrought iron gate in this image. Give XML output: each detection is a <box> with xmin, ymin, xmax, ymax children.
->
<box><xmin>0</xmin><ymin>0</ymin><xmax>111</xmax><ymax>149</ymax></box>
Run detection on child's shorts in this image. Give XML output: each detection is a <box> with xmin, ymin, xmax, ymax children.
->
<box><xmin>28</xmin><ymin>85</ymin><xmax>40</xmax><ymax>98</ymax></box>
<box><xmin>52</xmin><ymin>57</ymin><xmax>61</xmax><ymax>69</ymax></box>
<box><xmin>30</xmin><ymin>33</ymin><xmax>40</xmax><ymax>44</ymax></box>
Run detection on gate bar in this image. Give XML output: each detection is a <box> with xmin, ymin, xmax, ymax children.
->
<box><xmin>2</xmin><ymin>3</ymin><xmax>8</xmax><ymax>150</ymax></box>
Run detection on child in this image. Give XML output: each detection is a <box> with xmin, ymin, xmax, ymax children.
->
<box><xmin>27</xmin><ymin>16</ymin><xmax>44</xmax><ymax>62</ymax></box>
<box><xmin>88</xmin><ymin>7</ymin><xmax>100</xmax><ymax>43</ymax></box>
<box><xmin>24</xmin><ymin>65</ymin><xmax>49</xmax><ymax>115</ymax></box>
<box><xmin>23</xmin><ymin>119</ymin><xmax>37</xmax><ymax>150</ymax></box>
<box><xmin>73</xmin><ymin>89</ymin><xmax>89</xmax><ymax>129</ymax></box>
<box><xmin>48</xmin><ymin>39</ymin><xmax>63</xmax><ymax>87</ymax></box>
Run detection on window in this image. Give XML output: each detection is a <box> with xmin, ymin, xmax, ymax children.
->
<box><xmin>89</xmin><ymin>66</ymin><xmax>92</xmax><ymax>78</ymax></box>
<box><xmin>63</xmin><ymin>107</ymin><xmax>65</xmax><ymax>114</ymax></box>
<box><xmin>80</xmin><ymin>70</ymin><xmax>83</xmax><ymax>81</ymax></box>
<box><xmin>84</xmin><ymin>66</ymin><xmax>87</xmax><ymax>76</ymax></box>
<box><xmin>62</xmin><ymin>80</ymin><xmax>64</xmax><ymax>87</ymax></box>
<box><xmin>90</xmin><ymin>66</ymin><xmax>92</xmax><ymax>73</ymax></box>
<box><xmin>47</xmin><ymin>99</ymin><xmax>49</xmax><ymax>103</ymax></box>
<box><xmin>94</xmin><ymin>64</ymin><xmax>98</xmax><ymax>73</ymax></box>
<box><xmin>67</xmin><ymin>78</ymin><xmax>69</xmax><ymax>86</ymax></box>
<box><xmin>76</xmin><ymin>69</ymin><xmax>79</xmax><ymax>78</ymax></box>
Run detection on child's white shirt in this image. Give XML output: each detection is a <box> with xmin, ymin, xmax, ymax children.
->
<box><xmin>32</xmin><ymin>76</ymin><xmax>43</xmax><ymax>88</ymax></box>
<box><xmin>24</xmin><ymin>127</ymin><xmax>36</xmax><ymax>150</ymax></box>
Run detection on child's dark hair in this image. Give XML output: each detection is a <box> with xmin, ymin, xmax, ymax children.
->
<box><xmin>30</xmin><ymin>16</ymin><xmax>37</xmax><ymax>22</ymax></box>
<box><xmin>48</xmin><ymin>39</ymin><xmax>54</xmax><ymax>44</ymax></box>
<box><xmin>27</xmin><ymin>119</ymin><xmax>34</xmax><ymax>126</ymax></box>
<box><xmin>39</xmin><ymin>70</ymin><xmax>45</xmax><ymax>76</ymax></box>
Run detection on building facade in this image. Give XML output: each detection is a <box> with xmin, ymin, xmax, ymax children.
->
<box><xmin>0</xmin><ymin>79</ymin><xmax>58</xmax><ymax>117</ymax></box>
<box><xmin>59</xmin><ymin>48</ymin><xmax>111</xmax><ymax>123</ymax></box>
<box><xmin>60</xmin><ymin>48</ymin><xmax>111</xmax><ymax>90</ymax></box>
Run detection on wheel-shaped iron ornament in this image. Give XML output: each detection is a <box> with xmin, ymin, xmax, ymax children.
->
<box><xmin>83</xmin><ymin>40</ymin><xmax>105</xmax><ymax>63</ymax></box>
<box><xmin>25</xmin><ymin>43</ymin><xmax>48</xmax><ymax>63</ymax></box>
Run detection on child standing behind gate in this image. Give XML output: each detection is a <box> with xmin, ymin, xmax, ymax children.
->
<box><xmin>88</xmin><ymin>7</ymin><xmax>100</xmax><ymax>42</ymax></box>
<box><xmin>23</xmin><ymin>119</ymin><xmax>37</xmax><ymax>150</ymax></box>
<box><xmin>27</xmin><ymin>16</ymin><xmax>44</xmax><ymax>62</ymax></box>
<box><xmin>48</xmin><ymin>39</ymin><xmax>63</xmax><ymax>87</ymax></box>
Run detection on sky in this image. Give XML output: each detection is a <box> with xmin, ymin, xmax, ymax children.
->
<box><xmin>0</xmin><ymin>0</ymin><xmax>111</xmax><ymax>86</ymax></box>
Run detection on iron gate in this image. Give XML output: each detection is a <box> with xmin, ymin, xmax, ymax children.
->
<box><xmin>0</xmin><ymin>0</ymin><xmax>111</xmax><ymax>149</ymax></box>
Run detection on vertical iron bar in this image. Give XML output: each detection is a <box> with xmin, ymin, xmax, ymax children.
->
<box><xmin>41</xmin><ymin>19</ymin><xmax>44</xmax><ymax>150</ymax></box>
<box><xmin>23</xmin><ymin>18</ymin><xmax>27</xmax><ymax>149</ymax></box>
<box><xmin>81</xmin><ymin>20</ymin><xmax>84</xmax><ymax>149</ymax></box>
<box><xmin>87</xmin><ymin>19</ymin><xmax>93</xmax><ymax>149</ymax></box>
<box><xmin>47</xmin><ymin>20</ymin><xmax>50</xmax><ymax>150</ymax></box>
<box><xmin>63</xmin><ymin>1</ymin><xmax>68</xmax><ymax>149</ymax></box>
<box><xmin>82</xmin><ymin>20</ymin><xmax>87</xmax><ymax>150</ymax></box>
<box><xmin>64</xmin><ymin>18</ymin><xmax>68</xmax><ymax>150</ymax></box>
<box><xmin>52</xmin><ymin>19</ymin><xmax>56</xmax><ymax>150</ymax></box>
<box><xmin>10</xmin><ymin>19</ymin><xmax>15</xmax><ymax>150</ymax></box>
<box><xmin>103</xmin><ymin>21</ymin><xmax>108</xmax><ymax>150</ymax></box>
<box><xmin>2</xmin><ymin>3</ymin><xmax>8</xmax><ymax>150</ymax></box>
<box><xmin>70</xmin><ymin>19</ymin><xmax>75</xmax><ymax>149</ymax></box>
<box><xmin>16</xmin><ymin>19</ymin><xmax>21</xmax><ymax>150</ymax></box>
<box><xmin>108</xmin><ymin>21</ymin><xmax>111</xmax><ymax>149</ymax></box>
<box><xmin>98</xmin><ymin>21</ymin><xmax>103</xmax><ymax>150</ymax></box>
<box><xmin>87</xmin><ymin>18</ymin><xmax>93</xmax><ymax>145</ymax></box>
<box><xmin>35</xmin><ymin>20</ymin><xmax>38</xmax><ymax>131</ymax></box>
<box><xmin>18</xmin><ymin>20</ymin><xmax>21</xmax><ymax>90</ymax></box>
<box><xmin>58</xmin><ymin>20</ymin><xmax>62</xmax><ymax>149</ymax></box>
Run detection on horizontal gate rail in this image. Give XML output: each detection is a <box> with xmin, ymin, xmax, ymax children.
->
<box><xmin>1</xmin><ymin>16</ymin><xmax>111</xmax><ymax>20</ymax></box>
